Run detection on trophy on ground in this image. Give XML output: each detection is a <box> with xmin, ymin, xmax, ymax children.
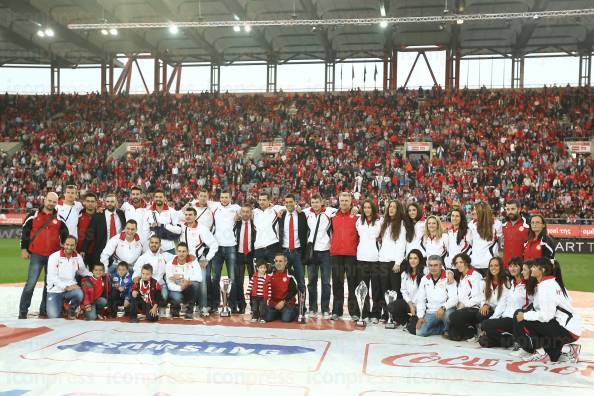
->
<box><xmin>355</xmin><ymin>281</ymin><xmax>368</xmax><ymax>327</ymax></box>
<box><xmin>220</xmin><ymin>277</ymin><xmax>232</xmax><ymax>317</ymax></box>
<box><xmin>384</xmin><ymin>290</ymin><xmax>398</xmax><ymax>329</ymax></box>
<box><xmin>297</xmin><ymin>290</ymin><xmax>306</xmax><ymax>324</ymax></box>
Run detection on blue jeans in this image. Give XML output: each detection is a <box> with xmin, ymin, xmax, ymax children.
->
<box><xmin>264</xmin><ymin>304</ymin><xmax>298</xmax><ymax>322</ymax></box>
<box><xmin>200</xmin><ymin>263</ymin><xmax>211</xmax><ymax>310</ymax></box>
<box><xmin>159</xmin><ymin>282</ymin><xmax>169</xmax><ymax>306</ymax></box>
<box><xmin>84</xmin><ymin>297</ymin><xmax>107</xmax><ymax>320</ymax></box>
<box><xmin>285</xmin><ymin>248</ymin><xmax>305</xmax><ymax>294</ymax></box>
<box><xmin>307</xmin><ymin>250</ymin><xmax>331</xmax><ymax>313</ymax></box>
<box><xmin>19</xmin><ymin>253</ymin><xmax>49</xmax><ymax>316</ymax></box>
<box><xmin>169</xmin><ymin>281</ymin><xmax>200</xmax><ymax>311</ymax></box>
<box><xmin>416</xmin><ymin>308</ymin><xmax>455</xmax><ymax>337</ymax></box>
<box><xmin>210</xmin><ymin>246</ymin><xmax>237</xmax><ymax>310</ymax></box>
<box><xmin>47</xmin><ymin>288</ymin><xmax>84</xmax><ymax>319</ymax></box>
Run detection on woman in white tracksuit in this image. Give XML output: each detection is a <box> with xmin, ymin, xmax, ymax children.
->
<box><xmin>445</xmin><ymin>208</ymin><xmax>472</xmax><ymax>269</ymax></box>
<box><xmin>513</xmin><ymin>258</ymin><xmax>581</xmax><ymax>363</ymax></box>
<box><xmin>378</xmin><ymin>200</ymin><xmax>407</xmax><ymax>319</ymax></box>
<box><xmin>480</xmin><ymin>257</ymin><xmax>534</xmax><ymax>348</ymax></box>
<box><xmin>355</xmin><ymin>199</ymin><xmax>382</xmax><ymax>323</ymax></box>
<box><xmin>404</xmin><ymin>202</ymin><xmax>425</xmax><ymax>255</ymax></box>
<box><xmin>468</xmin><ymin>202</ymin><xmax>503</xmax><ymax>276</ymax></box>
<box><xmin>419</xmin><ymin>215</ymin><xmax>448</xmax><ymax>263</ymax></box>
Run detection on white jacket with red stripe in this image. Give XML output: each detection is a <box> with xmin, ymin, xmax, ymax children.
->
<box><xmin>456</xmin><ymin>268</ymin><xmax>484</xmax><ymax>308</ymax></box>
<box><xmin>416</xmin><ymin>271</ymin><xmax>458</xmax><ymax>319</ymax></box>
<box><xmin>523</xmin><ymin>277</ymin><xmax>581</xmax><ymax>337</ymax></box>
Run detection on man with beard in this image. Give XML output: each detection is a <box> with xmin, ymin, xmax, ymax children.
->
<box><xmin>19</xmin><ymin>192</ymin><xmax>70</xmax><ymax>319</ymax></box>
<box><xmin>77</xmin><ymin>193</ymin><xmax>97</xmax><ymax>268</ymax></box>
<box><xmin>82</xmin><ymin>193</ymin><xmax>126</xmax><ymax>267</ymax></box>
<box><xmin>502</xmin><ymin>200</ymin><xmax>529</xmax><ymax>268</ymax></box>
<box><xmin>144</xmin><ymin>189</ymin><xmax>181</xmax><ymax>254</ymax></box>
<box><xmin>121</xmin><ymin>186</ymin><xmax>149</xmax><ymax>245</ymax></box>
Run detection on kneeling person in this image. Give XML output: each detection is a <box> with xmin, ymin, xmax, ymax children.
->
<box><xmin>130</xmin><ymin>264</ymin><xmax>163</xmax><ymax>323</ymax></box>
<box><xmin>166</xmin><ymin>243</ymin><xmax>201</xmax><ymax>319</ymax></box>
<box><xmin>81</xmin><ymin>263</ymin><xmax>111</xmax><ymax>320</ymax></box>
<box><xmin>46</xmin><ymin>236</ymin><xmax>90</xmax><ymax>319</ymax></box>
<box><xmin>108</xmin><ymin>261</ymin><xmax>132</xmax><ymax>317</ymax></box>
<box><xmin>265</xmin><ymin>253</ymin><xmax>298</xmax><ymax>323</ymax></box>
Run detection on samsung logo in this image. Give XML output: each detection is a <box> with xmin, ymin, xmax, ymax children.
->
<box><xmin>57</xmin><ymin>340</ymin><xmax>315</xmax><ymax>356</ymax></box>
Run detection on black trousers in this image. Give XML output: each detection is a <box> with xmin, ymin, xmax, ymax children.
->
<box><xmin>481</xmin><ymin>317</ymin><xmax>515</xmax><ymax>348</ymax></box>
<box><xmin>236</xmin><ymin>251</ymin><xmax>254</xmax><ymax>310</ymax></box>
<box><xmin>378</xmin><ymin>261</ymin><xmax>402</xmax><ymax>319</ymax></box>
<box><xmin>448</xmin><ymin>307</ymin><xmax>493</xmax><ymax>341</ymax></box>
<box><xmin>108</xmin><ymin>292</ymin><xmax>127</xmax><ymax>317</ymax></box>
<box><xmin>513</xmin><ymin>310</ymin><xmax>574</xmax><ymax>362</ymax></box>
<box><xmin>250</xmin><ymin>296</ymin><xmax>267</xmax><ymax>320</ymax></box>
<box><xmin>331</xmin><ymin>255</ymin><xmax>357</xmax><ymax>317</ymax></box>
<box><xmin>130</xmin><ymin>297</ymin><xmax>159</xmax><ymax>322</ymax></box>
<box><xmin>388</xmin><ymin>298</ymin><xmax>419</xmax><ymax>334</ymax></box>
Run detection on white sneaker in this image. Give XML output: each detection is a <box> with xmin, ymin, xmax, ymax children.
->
<box><xmin>371</xmin><ymin>318</ymin><xmax>379</xmax><ymax>325</ymax></box>
<box><xmin>559</xmin><ymin>344</ymin><xmax>581</xmax><ymax>363</ymax></box>
<box><xmin>511</xmin><ymin>349</ymin><xmax>534</xmax><ymax>358</ymax></box>
<box><xmin>322</xmin><ymin>312</ymin><xmax>331</xmax><ymax>319</ymax></box>
<box><xmin>469</xmin><ymin>336</ymin><xmax>480</xmax><ymax>343</ymax></box>
<box><xmin>522</xmin><ymin>352</ymin><xmax>549</xmax><ymax>362</ymax></box>
<box><xmin>200</xmin><ymin>308</ymin><xmax>210</xmax><ymax>317</ymax></box>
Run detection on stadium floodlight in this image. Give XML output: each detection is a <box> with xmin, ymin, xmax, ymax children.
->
<box><xmin>169</xmin><ymin>24</ymin><xmax>179</xmax><ymax>34</ymax></box>
<box><xmin>36</xmin><ymin>30</ymin><xmax>45</xmax><ymax>38</ymax></box>
<box><xmin>379</xmin><ymin>20</ymin><xmax>388</xmax><ymax>28</ymax></box>
<box><xmin>109</xmin><ymin>28</ymin><xmax>118</xmax><ymax>35</ymax></box>
<box><xmin>67</xmin><ymin>8</ymin><xmax>594</xmax><ymax>31</ymax></box>
<box><xmin>233</xmin><ymin>25</ymin><xmax>241</xmax><ymax>32</ymax></box>
<box><xmin>380</xmin><ymin>5</ymin><xmax>386</xmax><ymax>17</ymax></box>
<box><xmin>244</xmin><ymin>24</ymin><xmax>252</xmax><ymax>32</ymax></box>
<box><xmin>44</xmin><ymin>28</ymin><xmax>54</xmax><ymax>37</ymax></box>
<box><xmin>233</xmin><ymin>14</ymin><xmax>240</xmax><ymax>21</ymax></box>
<box><xmin>101</xmin><ymin>28</ymin><xmax>109</xmax><ymax>35</ymax></box>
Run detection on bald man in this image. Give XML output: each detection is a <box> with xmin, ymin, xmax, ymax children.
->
<box><xmin>19</xmin><ymin>192</ymin><xmax>69</xmax><ymax>319</ymax></box>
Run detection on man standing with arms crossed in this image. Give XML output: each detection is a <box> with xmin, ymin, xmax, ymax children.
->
<box><xmin>252</xmin><ymin>192</ymin><xmax>285</xmax><ymax>264</ymax></box>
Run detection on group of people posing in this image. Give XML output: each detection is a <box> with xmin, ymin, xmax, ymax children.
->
<box><xmin>18</xmin><ymin>185</ymin><xmax>579</xmax><ymax>364</ymax></box>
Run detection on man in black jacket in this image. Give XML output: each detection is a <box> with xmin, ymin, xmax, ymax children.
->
<box><xmin>278</xmin><ymin>194</ymin><xmax>307</xmax><ymax>296</ymax></box>
<box><xmin>81</xmin><ymin>193</ymin><xmax>126</xmax><ymax>268</ymax></box>
<box><xmin>233</xmin><ymin>204</ymin><xmax>256</xmax><ymax>313</ymax></box>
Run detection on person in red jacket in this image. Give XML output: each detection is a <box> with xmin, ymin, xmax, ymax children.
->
<box><xmin>19</xmin><ymin>192</ymin><xmax>70</xmax><ymax>319</ymax></box>
<box><xmin>502</xmin><ymin>201</ymin><xmax>529</xmax><ymax>268</ymax></box>
<box><xmin>523</xmin><ymin>214</ymin><xmax>555</xmax><ymax>261</ymax></box>
<box><xmin>81</xmin><ymin>263</ymin><xmax>112</xmax><ymax>320</ymax></box>
<box><xmin>264</xmin><ymin>253</ymin><xmax>298</xmax><ymax>322</ymax></box>
<box><xmin>246</xmin><ymin>259</ymin><xmax>272</xmax><ymax>323</ymax></box>
<box><xmin>330</xmin><ymin>192</ymin><xmax>359</xmax><ymax>320</ymax></box>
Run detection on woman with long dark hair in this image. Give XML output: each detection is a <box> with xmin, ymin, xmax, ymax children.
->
<box><xmin>378</xmin><ymin>200</ymin><xmax>407</xmax><ymax>319</ymax></box>
<box><xmin>469</xmin><ymin>202</ymin><xmax>503</xmax><ymax>276</ymax></box>
<box><xmin>478</xmin><ymin>257</ymin><xmax>509</xmax><ymax>328</ymax></box>
<box><xmin>445</xmin><ymin>208</ymin><xmax>472</xmax><ymax>269</ymax></box>
<box><xmin>355</xmin><ymin>199</ymin><xmax>382</xmax><ymax>323</ymax></box>
<box><xmin>523</xmin><ymin>214</ymin><xmax>555</xmax><ymax>261</ymax></box>
<box><xmin>480</xmin><ymin>257</ymin><xmax>531</xmax><ymax>348</ymax></box>
<box><xmin>387</xmin><ymin>249</ymin><xmax>427</xmax><ymax>334</ymax></box>
<box><xmin>447</xmin><ymin>252</ymin><xmax>484</xmax><ymax>341</ymax></box>
<box><xmin>404</xmin><ymin>202</ymin><xmax>425</xmax><ymax>256</ymax></box>
<box><xmin>513</xmin><ymin>258</ymin><xmax>581</xmax><ymax>363</ymax></box>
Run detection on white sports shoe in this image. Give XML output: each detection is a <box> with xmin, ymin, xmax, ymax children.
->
<box><xmin>557</xmin><ymin>344</ymin><xmax>581</xmax><ymax>364</ymax></box>
<box><xmin>522</xmin><ymin>352</ymin><xmax>549</xmax><ymax>362</ymax></box>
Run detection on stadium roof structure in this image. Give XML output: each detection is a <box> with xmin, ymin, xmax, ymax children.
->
<box><xmin>0</xmin><ymin>0</ymin><xmax>592</xmax><ymax>92</ymax></box>
<box><xmin>1</xmin><ymin>0</ymin><xmax>593</xmax><ymax>66</ymax></box>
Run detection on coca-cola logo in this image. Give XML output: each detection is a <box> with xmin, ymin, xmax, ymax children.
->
<box><xmin>381</xmin><ymin>352</ymin><xmax>593</xmax><ymax>377</ymax></box>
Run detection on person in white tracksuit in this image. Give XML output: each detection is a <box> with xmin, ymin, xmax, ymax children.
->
<box><xmin>513</xmin><ymin>258</ymin><xmax>581</xmax><ymax>363</ymax></box>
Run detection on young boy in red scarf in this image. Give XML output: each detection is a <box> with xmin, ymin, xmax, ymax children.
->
<box><xmin>130</xmin><ymin>263</ymin><xmax>163</xmax><ymax>323</ymax></box>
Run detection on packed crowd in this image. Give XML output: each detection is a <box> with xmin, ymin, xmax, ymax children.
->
<box><xmin>1</xmin><ymin>87</ymin><xmax>592</xmax><ymax>221</ymax></box>
<box><xmin>18</xmin><ymin>183</ymin><xmax>580</xmax><ymax>365</ymax></box>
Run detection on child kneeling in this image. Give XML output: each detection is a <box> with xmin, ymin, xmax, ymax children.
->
<box><xmin>130</xmin><ymin>264</ymin><xmax>163</xmax><ymax>323</ymax></box>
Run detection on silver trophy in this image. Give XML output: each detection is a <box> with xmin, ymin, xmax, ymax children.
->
<box><xmin>220</xmin><ymin>277</ymin><xmax>232</xmax><ymax>317</ymax></box>
<box><xmin>384</xmin><ymin>290</ymin><xmax>398</xmax><ymax>329</ymax></box>
<box><xmin>355</xmin><ymin>281</ymin><xmax>368</xmax><ymax>327</ymax></box>
<box><xmin>297</xmin><ymin>290</ymin><xmax>306</xmax><ymax>323</ymax></box>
